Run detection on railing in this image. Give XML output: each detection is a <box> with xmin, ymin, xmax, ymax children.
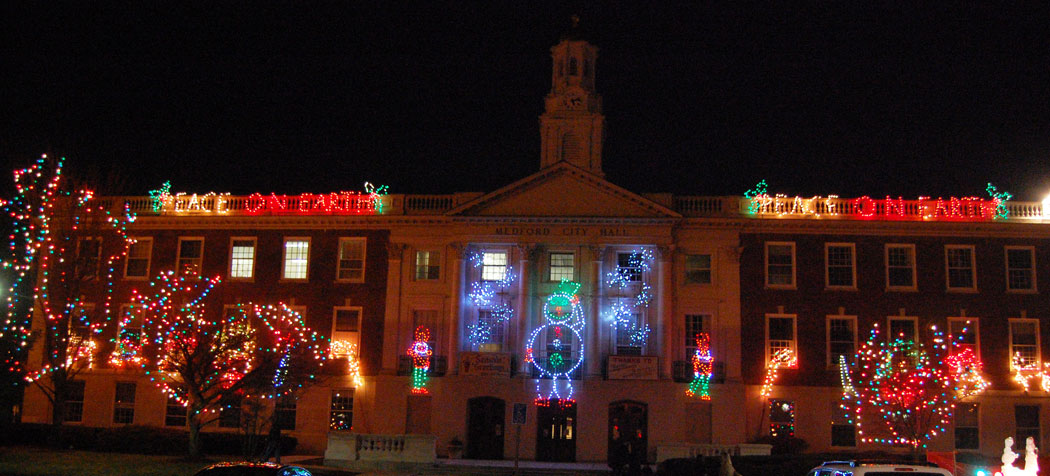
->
<box><xmin>655</xmin><ymin>443</ymin><xmax>772</xmax><ymax>462</ymax></box>
<box><xmin>404</xmin><ymin>195</ymin><xmax>455</xmax><ymax>214</ymax></box>
<box><xmin>672</xmin><ymin>360</ymin><xmax>725</xmax><ymax>384</ymax></box>
<box><xmin>324</xmin><ymin>432</ymin><xmax>436</xmax><ymax>464</ymax></box>
<box><xmin>397</xmin><ymin>355</ymin><xmax>448</xmax><ymax>376</ymax></box>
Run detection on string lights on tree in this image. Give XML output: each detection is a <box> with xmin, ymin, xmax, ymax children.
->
<box><xmin>526</xmin><ymin>279</ymin><xmax>585</xmax><ymax>407</ymax></box>
<box><xmin>686</xmin><ymin>333</ymin><xmax>713</xmax><ymax>400</ymax></box>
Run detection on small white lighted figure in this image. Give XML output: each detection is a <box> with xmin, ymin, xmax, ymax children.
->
<box><xmin>1000</xmin><ymin>436</ymin><xmax>1040</xmax><ymax>476</ymax></box>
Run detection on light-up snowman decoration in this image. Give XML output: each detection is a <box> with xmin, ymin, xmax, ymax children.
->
<box><xmin>525</xmin><ymin>279</ymin><xmax>585</xmax><ymax>406</ymax></box>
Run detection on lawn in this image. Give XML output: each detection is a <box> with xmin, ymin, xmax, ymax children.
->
<box><xmin>0</xmin><ymin>446</ymin><xmax>226</xmax><ymax>476</ymax></box>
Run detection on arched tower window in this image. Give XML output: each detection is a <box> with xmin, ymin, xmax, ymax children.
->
<box><xmin>569</xmin><ymin>57</ymin><xmax>578</xmax><ymax>76</ymax></box>
<box><xmin>561</xmin><ymin>132</ymin><xmax>582</xmax><ymax>164</ymax></box>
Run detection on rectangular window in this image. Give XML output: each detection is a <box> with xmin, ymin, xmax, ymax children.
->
<box><xmin>481</xmin><ymin>251</ymin><xmax>508</xmax><ymax>281</ymax></box>
<box><xmin>886</xmin><ymin>244</ymin><xmax>916</xmax><ymax>290</ymax></box>
<box><xmin>946</xmin><ymin>245</ymin><xmax>976</xmax><ymax>290</ymax></box>
<box><xmin>275</xmin><ymin>395</ymin><xmax>296</xmax><ymax>431</ymax></box>
<box><xmin>413</xmin><ymin>310</ymin><xmax>439</xmax><ymax>354</ymax></box>
<box><xmin>477</xmin><ymin>310</ymin><xmax>505</xmax><ymax>352</ymax></box>
<box><xmin>282</xmin><ymin>238</ymin><xmax>310</xmax><ymax>280</ymax></box>
<box><xmin>125</xmin><ymin>238</ymin><xmax>152</xmax><ymax>279</ymax></box>
<box><xmin>616</xmin><ymin>252</ymin><xmax>643</xmax><ymax>282</ymax></box>
<box><xmin>827</xmin><ymin>316</ymin><xmax>856</xmax><ymax>366</ymax></box>
<box><xmin>337</xmin><ymin>238</ymin><xmax>366</xmax><ymax>282</ymax></box>
<box><xmin>177</xmin><ymin>238</ymin><xmax>204</xmax><ymax>275</ymax></box>
<box><xmin>887</xmin><ymin>316</ymin><xmax>918</xmax><ymax>342</ymax></box>
<box><xmin>1016</xmin><ymin>405</ymin><xmax>1040</xmax><ymax>448</ymax></box>
<box><xmin>330</xmin><ymin>389</ymin><xmax>354</xmax><ymax>431</ymax></box>
<box><xmin>1006</xmin><ymin>247</ymin><xmax>1036</xmax><ymax>292</ymax></box>
<box><xmin>414</xmin><ymin>250</ymin><xmax>440</xmax><ymax>281</ymax></box>
<box><xmin>615</xmin><ymin>312</ymin><xmax>644</xmax><ymax>355</ymax></box>
<box><xmin>766</xmin><ymin>314</ymin><xmax>797</xmax><ymax>367</ymax></box>
<box><xmin>113</xmin><ymin>382</ymin><xmax>135</xmax><ymax>424</ymax></box>
<box><xmin>549</xmin><ymin>252</ymin><xmax>575</xmax><ymax>282</ymax></box>
<box><xmin>684</xmin><ymin>314</ymin><xmax>710</xmax><ymax>358</ymax></box>
<box><xmin>219</xmin><ymin>396</ymin><xmax>241</xmax><ymax>428</ymax></box>
<box><xmin>769</xmin><ymin>399</ymin><xmax>795</xmax><ymax>437</ymax></box>
<box><xmin>118</xmin><ymin>304</ymin><xmax>145</xmax><ymax>345</ymax></box>
<box><xmin>333</xmin><ymin>307</ymin><xmax>361</xmax><ymax>334</ymax></box>
<box><xmin>831</xmin><ymin>403</ymin><xmax>856</xmax><ymax>447</ymax></box>
<box><xmin>65</xmin><ymin>380</ymin><xmax>86</xmax><ymax>423</ymax></box>
<box><xmin>825</xmin><ymin>244</ymin><xmax>856</xmax><ymax>288</ymax></box>
<box><xmin>77</xmin><ymin>237</ymin><xmax>101</xmax><ymax>280</ymax></box>
<box><xmin>765</xmin><ymin>243</ymin><xmax>796</xmax><ymax>288</ymax></box>
<box><xmin>948</xmin><ymin>318</ymin><xmax>979</xmax><ymax>356</ymax></box>
<box><xmin>165</xmin><ymin>395</ymin><xmax>187</xmax><ymax>427</ymax></box>
<box><xmin>1010</xmin><ymin>319</ymin><xmax>1040</xmax><ymax>368</ymax></box>
<box><xmin>684</xmin><ymin>254</ymin><xmax>712</xmax><ymax>285</ymax></box>
<box><xmin>955</xmin><ymin>403</ymin><xmax>979</xmax><ymax>450</ymax></box>
<box><xmin>228</xmin><ymin>238</ymin><xmax>256</xmax><ymax>280</ymax></box>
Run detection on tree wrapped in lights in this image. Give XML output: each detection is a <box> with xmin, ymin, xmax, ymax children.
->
<box><xmin>408</xmin><ymin>326</ymin><xmax>432</xmax><ymax>394</ymax></box>
<box><xmin>686</xmin><ymin>333</ymin><xmax>713</xmax><ymax>400</ymax></box>
<box><xmin>840</xmin><ymin>324</ymin><xmax>989</xmax><ymax>450</ymax></box>
<box><xmin>133</xmin><ymin>271</ymin><xmax>325</xmax><ymax>458</ymax></box>
<box><xmin>3</xmin><ymin>155</ymin><xmax>136</xmax><ymax>425</ymax></box>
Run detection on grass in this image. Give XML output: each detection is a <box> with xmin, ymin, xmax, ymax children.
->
<box><xmin>0</xmin><ymin>446</ymin><xmax>226</xmax><ymax>476</ymax></box>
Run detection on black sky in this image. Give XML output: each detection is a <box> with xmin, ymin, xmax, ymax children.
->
<box><xmin>2</xmin><ymin>3</ymin><xmax>1050</xmax><ymax>201</ymax></box>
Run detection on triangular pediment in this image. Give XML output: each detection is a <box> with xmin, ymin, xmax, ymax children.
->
<box><xmin>447</xmin><ymin>162</ymin><xmax>680</xmax><ymax>218</ymax></box>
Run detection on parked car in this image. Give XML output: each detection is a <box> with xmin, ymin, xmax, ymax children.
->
<box><xmin>193</xmin><ymin>462</ymin><xmax>312</xmax><ymax>476</ymax></box>
<box><xmin>805</xmin><ymin>460</ymin><xmax>953</xmax><ymax>476</ymax></box>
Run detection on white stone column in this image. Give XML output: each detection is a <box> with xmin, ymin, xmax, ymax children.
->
<box><xmin>381</xmin><ymin>242</ymin><xmax>406</xmax><ymax>375</ymax></box>
<box><xmin>586</xmin><ymin>245</ymin><xmax>604</xmax><ymax>378</ymax></box>
<box><xmin>446</xmin><ymin>243</ymin><xmax>464</xmax><ymax>375</ymax></box>
<box><xmin>515</xmin><ymin>244</ymin><xmax>535</xmax><ymax>373</ymax></box>
<box><xmin>656</xmin><ymin>245</ymin><xmax>674</xmax><ymax>379</ymax></box>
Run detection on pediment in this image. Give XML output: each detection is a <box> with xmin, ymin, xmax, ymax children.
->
<box><xmin>447</xmin><ymin>163</ymin><xmax>680</xmax><ymax>218</ymax></box>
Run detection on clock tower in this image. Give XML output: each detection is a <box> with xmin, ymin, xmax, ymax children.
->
<box><xmin>539</xmin><ymin>17</ymin><xmax>605</xmax><ymax>176</ymax></box>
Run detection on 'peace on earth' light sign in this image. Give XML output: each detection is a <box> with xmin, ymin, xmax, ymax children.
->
<box><xmin>148</xmin><ymin>181</ymin><xmax>389</xmax><ymax>215</ymax></box>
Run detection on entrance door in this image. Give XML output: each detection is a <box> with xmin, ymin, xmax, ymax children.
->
<box><xmin>536</xmin><ymin>401</ymin><xmax>576</xmax><ymax>462</ymax></box>
<box><xmin>608</xmin><ymin>401</ymin><xmax>647</xmax><ymax>466</ymax></box>
<box><xmin>467</xmin><ymin>397</ymin><xmax>505</xmax><ymax>459</ymax></box>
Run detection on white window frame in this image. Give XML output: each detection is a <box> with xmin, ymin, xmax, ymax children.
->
<box><xmin>113</xmin><ymin>381</ymin><xmax>136</xmax><ymax>424</ymax></box>
<box><xmin>614</xmin><ymin>311</ymin><xmax>645</xmax><ymax>355</ymax></box>
<box><xmin>684</xmin><ymin>313</ymin><xmax>712</xmax><ymax>359</ymax></box>
<box><xmin>281</xmin><ymin>237</ymin><xmax>311</xmax><ymax>281</ymax></box>
<box><xmin>330</xmin><ymin>388</ymin><xmax>354</xmax><ymax>431</ymax></box>
<box><xmin>336</xmin><ymin>237</ymin><xmax>367</xmax><ymax>283</ymax></box>
<box><xmin>77</xmin><ymin>236</ymin><xmax>102</xmax><ymax>280</ymax></box>
<box><xmin>481</xmin><ymin>250</ymin><xmax>508</xmax><ymax>282</ymax></box>
<box><xmin>176</xmin><ymin>237</ymin><xmax>204</xmax><ymax>276</ymax></box>
<box><xmin>954</xmin><ymin>402</ymin><xmax>980</xmax><ymax>450</ymax></box>
<box><xmin>124</xmin><ymin>237</ymin><xmax>153</xmax><ymax>280</ymax></box>
<box><xmin>826</xmin><ymin>314</ymin><xmax>857</xmax><ymax>367</ymax></box>
<box><xmin>948</xmin><ymin>317</ymin><xmax>980</xmax><ymax>357</ymax></box>
<box><xmin>825</xmin><ymin>243</ymin><xmax>857</xmax><ymax>289</ymax></box>
<box><xmin>476</xmin><ymin>309</ymin><xmax>507</xmax><ymax>352</ymax></box>
<box><xmin>548</xmin><ymin>251</ymin><xmax>576</xmax><ymax>282</ymax></box>
<box><xmin>331</xmin><ymin>306</ymin><xmax>362</xmax><ymax>353</ymax></box>
<box><xmin>1009</xmin><ymin>318</ymin><xmax>1040</xmax><ymax>369</ymax></box>
<box><xmin>414</xmin><ymin>249</ymin><xmax>440</xmax><ymax>281</ymax></box>
<box><xmin>945</xmin><ymin>245</ymin><xmax>977</xmax><ymax>292</ymax></box>
<box><xmin>886</xmin><ymin>315</ymin><xmax>919</xmax><ymax>342</ymax></box>
<box><xmin>228</xmin><ymin>237</ymin><xmax>257</xmax><ymax>281</ymax></box>
<box><xmin>885</xmin><ymin>243</ymin><xmax>917</xmax><ymax>291</ymax></box>
<box><xmin>1005</xmin><ymin>246</ymin><xmax>1037</xmax><ymax>293</ymax></box>
<box><xmin>412</xmin><ymin>309</ymin><xmax>440</xmax><ymax>354</ymax></box>
<box><xmin>684</xmin><ymin>253</ymin><xmax>713</xmax><ymax>285</ymax></box>
<box><xmin>765</xmin><ymin>242</ymin><xmax>796</xmax><ymax>289</ymax></box>
<box><xmin>765</xmin><ymin>313</ymin><xmax>797</xmax><ymax>368</ymax></box>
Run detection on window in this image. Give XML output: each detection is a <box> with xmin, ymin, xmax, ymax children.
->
<box><xmin>769</xmin><ymin>399</ymin><xmax>795</xmax><ymax>437</ymax></box>
<box><xmin>113</xmin><ymin>382</ymin><xmax>135</xmax><ymax>424</ymax></box>
<box><xmin>330</xmin><ymin>389</ymin><xmax>354</xmax><ymax>431</ymax></box>
<box><xmin>476</xmin><ymin>310</ymin><xmax>505</xmax><ymax>352</ymax></box>
<box><xmin>219</xmin><ymin>395</ymin><xmax>241</xmax><ymax>428</ymax></box>
<box><xmin>281</xmin><ymin>238</ymin><xmax>310</xmax><ymax>280</ymax></box>
<box><xmin>616</xmin><ymin>252</ymin><xmax>643</xmax><ymax>282</ymax></box>
<box><xmin>118</xmin><ymin>304</ymin><xmax>145</xmax><ymax>345</ymax></box>
<box><xmin>125</xmin><ymin>238</ymin><xmax>152</xmax><ymax>279</ymax></box>
<box><xmin>549</xmin><ymin>252</ymin><xmax>575</xmax><ymax>281</ymax></box>
<box><xmin>684</xmin><ymin>254</ymin><xmax>712</xmax><ymax>284</ymax></box>
<box><xmin>1006</xmin><ymin>247</ymin><xmax>1036</xmax><ymax>292</ymax></box>
<box><xmin>228</xmin><ymin>238</ymin><xmax>256</xmax><ymax>280</ymax></box>
<box><xmin>887</xmin><ymin>316</ymin><xmax>918</xmax><ymax>343</ymax></box>
<box><xmin>66</xmin><ymin>380</ymin><xmax>86</xmax><ymax>423</ymax></box>
<box><xmin>176</xmin><ymin>238</ymin><xmax>203</xmax><ymax>275</ymax></box>
<box><xmin>825</xmin><ymin>243</ymin><xmax>856</xmax><ymax>288</ymax></box>
<box><xmin>1016</xmin><ymin>405</ymin><xmax>1040</xmax><ymax>448</ymax></box>
<box><xmin>332</xmin><ymin>307</ymin><xmax>361</xmax><ymax>343</ymax></box>
<box><xmin>68</xmin><ymin>303</ymin><xmax>94</xmax><ymax>340</ymax></box>
<box><xmin>684</xmin><ymin>314</ymin><xmax>710</xmax><ymax>358</ymax></box>
<box><xmin>827</xmin><ymin>316</ymin><xmax>856</xmax><ymax>366</ymax></box>
<box><xmin>413</xmin><ymin>310</ymin><xmax>439</xmax><ymax>354</ymax></box>
<box><xmin>955</xmin><ymin>403</ymin><xmax>979</xmax><ymax>450</ymax></box>
<box><xmin>765</xmin><ymin>243</ymin><xmax>796</xmax><ymax>288</ymax></box>
<box><xmin>946</xmin><ymin>245</ymin><xmax>976</xmax><ymax>290</ymax></box>
<box><xmin>414</xmin><ymin>250</ymin><xmax>440</xmax><ymax>281</ymax></box>
<box><xmin>337</xmin><ymin>238</ymin><xmax>366</xmax><ymax>282</ymax></box>
<box><xmin>165</xmin><ymin>395</ymin><xmax>187</xmax><ymax>427</ymax></box>
<box><xmin>886</xmin><ymin>244</ymin><xmax>916</xmax><ymax>290</ymax></box>
<box><xmin>481</xmin><ymin>251</ymin><xmax>508</xmax><ymax>281</ymax></box>
<box><xmin>1010</xmin><ymin>319</ymin><xmax>1039</xmax><ymax>369</ymax></box>
<box><xmin>831</xmin><ymin>404</ymin><xmax>856</xmax><ymax>447</ymax></box>
<box><xmin>766</xmin><ymin>314</ymin><xmax>797</xmax><ymax>367</ymax></box>
<box><xmin>275</xmin><ymin>395</ymin><xmax>296</xmax><ymax>431</ymax></box>
<box><xmin>948</xmin><ymin>318</ymin><xmax>979</xmax><ymax>356</ymax></box>
<box><xmin>615</xmin><ymin>312</ymin><xmax>644</xmax><ymax>355</ymax></box>
<box><xmin>77</xmin><ymin>237</ymin><xmax>101</xmax><ymax>280</ymax></box>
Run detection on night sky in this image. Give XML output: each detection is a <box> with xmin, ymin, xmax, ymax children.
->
<box><xmin>2</xmin><ymin>3</ymin><xmax>1050</xmax><ymax>202</ymax></box>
